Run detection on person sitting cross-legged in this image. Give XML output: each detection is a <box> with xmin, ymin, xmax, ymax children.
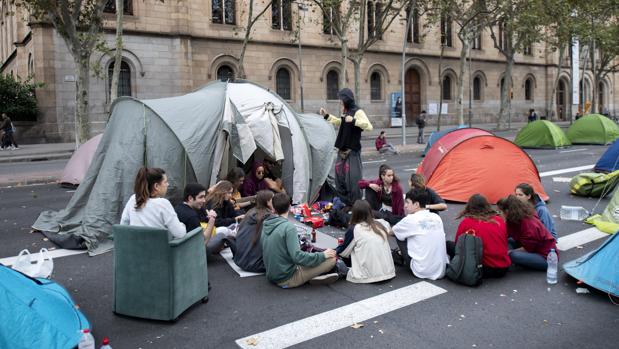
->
<box><xmin>232</xmin><ymin>190</ymin><xmax>274</xmax><ymax>273</ymax></box>
<box><xmin>392</xmin><ymin>188</ymin><xmax>449</xmax><ymax>280</ymax></box>
<box><xmin>261</xmin><ymin>193</ymin><xmax>339</xmax><ymax>288</ymax></box>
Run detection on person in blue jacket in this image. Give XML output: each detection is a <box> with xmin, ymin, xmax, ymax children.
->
<box><xmin>515</xmin><ymin>183</ymin><xmax>557</xmax><ymax>241</ymax></box>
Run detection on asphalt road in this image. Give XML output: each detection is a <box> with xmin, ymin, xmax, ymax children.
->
<box><xmin>1</xmin><ymin>145</ymin><xmax>618</xmax><ymax>349</ymax></box>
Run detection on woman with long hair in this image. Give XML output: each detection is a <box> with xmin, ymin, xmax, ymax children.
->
<box><xmin>497</xmin><ymin>195</ymin><xmax>557</xmax><ymax>271</ymax></box>
<box><xmin>205</xmin><ymin>180</ymin><xmax>244</xmax><ymax>236</ymax></box>
<box><xmin>232</xmin><ymin>190</ymin><xmax>274</xmax><ymax>272</ymax></box>
<box><xmin>447</xmin><ymin>194</ymin><xmax>511</xmax><ymax>278</ymax></box>
<box><xmin>515</xmin><ymin>183</ymin><xmax>557</xmax><ymax>241</ymax></box>
<box><xmin>358</xmin><ymin>165</ymin><xmax>404</xmax><ymax>224</ymax></box>
<box><xmin>409</xmin><ymin>173</ymin><xmax>447</xmax><ymax>213</ymax></box>
<box><xmin>336</xmin><ymin>200</ymin><xmax>395</xmax><ymax>283</ymax></box>
<box><xmin>226</xmin><ymin>167</ymin><xmax>255</xmax><ymax>211</ymax></box>
<box><xmin>242</xmin><ymin>162</ymin><xmax>269</xmax><ymax>197</ymax></box>
<box><xmin>120</xmin><ymin>167</ymin><xmax>186</xmax><ymax>239</ymax></box>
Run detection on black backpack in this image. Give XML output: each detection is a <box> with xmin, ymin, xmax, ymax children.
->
<box><xmin>446</xmin><ymin>230</ymin><xmax>483</xmax><ymax>286</ymax></box>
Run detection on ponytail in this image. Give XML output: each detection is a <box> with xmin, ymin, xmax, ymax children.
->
<box><xmin>134</xmin><ymin>167</ymin><xmax>166</xmax><ymax>209</ymax></box>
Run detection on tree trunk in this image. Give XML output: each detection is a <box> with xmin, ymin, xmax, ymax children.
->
<box><xmin>340</xmin><ymin>42</ymin><xmax>349</xmax><ymax>92</ymax></box>
<box><xmin>457</xmin><ymin>38</ymin><xmax>468</xmax><ymax>125</ymax></box>
<box><xmin>590</xmin><ymin>39</ymin><xmax>597</xmax><ymax>113</ymax></box>
<box><xmin>75</xmin><ymin>53</ymin><xmax>91</xmax><ymax>145</ymax></box>
<box><xmin>437</xmin><ymin>44</ymin><xmax>445</xmax><ymax>131</ymax></box>
<box><xmin>353</xmin><ymin>57</ymin><xmax>361</xmax><ymax>102</ymax></box>
<box><xmin>498</xmin><ymin>55</ymin><xmax>513</xmax><ymax>130</ymax></box>
<box><xmin>110</xmin><ymin>0</ymin><xmax>124</xmax><ymax>102</ymax></box>
<box><xmin>547</xmin><ymin>45</ymin><xmax>565</xmax><ymax>121</ymax></box>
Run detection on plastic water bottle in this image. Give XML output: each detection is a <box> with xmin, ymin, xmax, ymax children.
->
<box><xmin>559</xmin><ymin>205</ymin><xmax>589</xmax><ymax>221</ymax></box>
<box><xmin>546</xmin><ymin>249</ymin><xmax>558</xmax><ymax>284</ymax></box>
<box><xmin>100</xmin><ymin>337</ymin><xmax>112</xmax><ymax>349</ymax></box>
<box><xmin>78</xmin><ymin>329</ymin><xmax>95</xmax><ymax>349</ymax></box>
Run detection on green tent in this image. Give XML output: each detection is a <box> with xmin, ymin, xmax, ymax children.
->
<box><xmin>566</xmin><ymin>114</ymin><xmax>619</xmax><ymax>145</ymax></box>
<box><xmin>586</xmin><ymin>185</ymin><xmax>619</xmax><ymax>234</ymax></box>
<box><xmin>514</xmin><ymin>120</ymin><xmax>571</xmax><ymax>148</ymax></box>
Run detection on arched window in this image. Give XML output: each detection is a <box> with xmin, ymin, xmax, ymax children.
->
<box><xmin>326</xmin><ymin>70</ymin><xmax>339</xmax><ymax>100</ymax></box>
<box><xmin>276</xmin><ymin>67</ymin><xmax>291</xmax><ymax>100</ymax></box>
<box><xmin>524</xmin><ymin>78</ymin><xmax>533</xmax><ymax>101</ymax></box>
<box><xmin>108</xmin><ymin>60</ymin><xmax>132</xmax><ymax>98</ymax></box>
<box><xmin>370</xmin><ymin>72</ymin><xmax>382</xmax><ymax>100</ymax></box>
<box><xmin>217</xmin><ymin>65</ymin><xmax>235</xmax><ymax>81</ymax></box>
<box><xmin>473</xmin><ymin>76</ymin><xmax>482</xmax><ymax>100</ymax></box>
<box><xmin>442</xmin><ymin>75</ymin><xmax>451</xmax><ymax>100</ymax></box>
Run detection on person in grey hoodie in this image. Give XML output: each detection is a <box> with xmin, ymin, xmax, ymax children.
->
<box><xmin>261</xmin><ymin>193</ymin><xmax>338</xmax><ymax>288</ymax></box>
<box><xmin>515</xmin><ymin>183</ymin><xmax>557</xmax><ymax>241</ymax></box>
<box><xmin>232</xmin><ymin>190</ymin><xmax>274</xmax><ymax>273</ymax></box>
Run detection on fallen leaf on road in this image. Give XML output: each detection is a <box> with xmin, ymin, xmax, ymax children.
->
<box><xmin>245</xmin><ymin>337</ymin><xmax>259</xmax><ymax>346</ymax></box>
<box><xmin>576</xmin><ymin>288</ymin><xmax>590</xmax><ymax>294</ymax></box>
<box><xmin>351</xmin><ymin>323</ymin><xmax>365</xmax><ymax>329</ymax></box>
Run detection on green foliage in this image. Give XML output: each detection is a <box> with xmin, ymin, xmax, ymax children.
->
<box><xmin>0</xmin><ymin>74</ymin><xmax>42</xmax><ymax>122</ymax></box>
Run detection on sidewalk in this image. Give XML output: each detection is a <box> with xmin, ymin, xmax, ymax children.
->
<box><xmin>0</xmin><ymin>143</ymin><xmax>75</xmax><ymax>164</ymax></box>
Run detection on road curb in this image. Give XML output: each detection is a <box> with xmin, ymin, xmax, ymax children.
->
<box><xmin>0</xmin><ymin>176</ymin><xmax>60</xmax><ymax>188</ymax></box>
<box><xmin>0</xmin><ymin>152</ymin><xmax>73</xmax><ymax>164</ymax></box>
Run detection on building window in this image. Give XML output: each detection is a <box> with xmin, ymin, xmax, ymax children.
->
<box><xmin>406</xmin><ymin>6</ymin><xmax>420</xmax><ymax>43</ymax></box>
<box><xmin>326</xmin><ymin>69</ymin><xmax>339</xmax><ymax>100</ymax></box>
<box><xmin>104</xmin><ymin>0</ymin><xmax>133</xmax><ymax>15</ymax></box>
<box><xmin>472</xmin><ymin>31</ymin><xmax>482</xmax><ymax>50</ymax></box>
<box><xmin>212</xmin><ymin>0</ymin><xmax>236</xmax><ymax>25</ymax></box>
<box><xmin>108</xmin><ymin>60</ymin><xmax>132</xmax><ymax>98</ymax></box>
<box><xmin>440</xmin><ymin>15</ymin><xmax>452</xmax><ymax>47</ymax></box>
<box><xmin>217</xmin><ymin>65</ymin><xmax>235</xmax><ymax>81</ymax></box>
<box><xmin>275</xmin><ymin>68</ymin><xmax>291</xmax><ymax>100</ymax></box>
<box><xmin>473</xmin><ymin>76</ymin><xmax>482</xmax><ymax>100</ymax></box>
<box><xmin>323</xmin><ymin>5</ymin><xmax>338</xmax><ymax>35</ymax></box>
<box><xmin>27</xmin><ymin>53</ymin><xmax>34</xmax><ymax>77</ymax></box>
<box><xmin>367</xmin><ymin>1</ymin><xmax>383</xmax><ymax>40</ymax></box>
<box><xmin>442</xmin><ymin>75</ymin><xmax>451</xmax><ymax>100</ymax></box>
<box><xmin>524</xmin><ymin>78</ymin><xmax>533</xmax><ymax>101</ymax></box>
<box><xmin>523</xmin><ymin>44</ymin><xmax>532</xmax><ymax>56</ymax></box>
<box><xmin>370</xmin><ymin>72</ymin><xmax>381</xmax><ymax>100</ymax></box>
<box><xmin>498</xmin><ymin>21</ymin><xmax>507</xmax><ymax>51</ymax></box>
<box><xmin>272</xmin><ymin>0</ymin><xmax>292</xmax><ymax>31</ymax></box>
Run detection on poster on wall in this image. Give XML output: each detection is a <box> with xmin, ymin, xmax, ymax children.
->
<box><xmin>428</xmin><ymin>103</ymin><xmax>448</xmax><ymax>115</ymax></box>
<box><xmin>390</xmin><ymin>92</ymin><xmax>402</xmax><ymax>127</ymax></box>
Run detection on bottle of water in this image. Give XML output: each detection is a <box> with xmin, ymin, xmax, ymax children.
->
<box><xmin>78</xmin><ymin>329</ymin><xmax>95</xmax><ymax>349</ymax></box>
<box><xmin>546</xmin><ymin>249</ymin><xmax>558</xmax><ymax>284</ymax></box>
<box><xmin>559</xmin><ymin>205</ymin><xmax>589</xmax><ymax>221</ymax></box>
<box><xmin>100</xmin><ymin>337</ymin><xmax>112</xmax><ymax>349</ymax></box>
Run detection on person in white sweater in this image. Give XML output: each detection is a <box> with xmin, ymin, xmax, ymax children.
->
<box><xmin>120</xmin><ymin>167</ymin><xmax>187</xmax><ymax>239</ymax></box>
<box><xmin>392</xmin><ymin>188</ymin><xmax>449</xmax><ymax>280</ymax></box>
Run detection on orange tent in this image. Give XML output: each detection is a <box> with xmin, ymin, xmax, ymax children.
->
<box><xmin>421</xmin><ymin>128</ymin><xmax>493</xmax><ymax>177</ymax></box>
<box><xmin>417</xmin><ymin>135</ymin><xmax>548</xmax><ymax>204</ymax></box>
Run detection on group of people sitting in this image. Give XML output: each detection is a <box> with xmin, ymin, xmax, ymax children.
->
<box><xmin>120</xmin><ymin>162</ymin><xmax>558</xmax><ymax>290</ymax></box>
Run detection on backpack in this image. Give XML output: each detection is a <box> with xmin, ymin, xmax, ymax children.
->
<box><xmin>446</xmin><ymin>230</ymin><xmax>483</xmax><ymax>286</ymax></box>
<box><xmin>570</xmin><ymin>171</ymin><xmax>619</xmax><ymax>198</ymax></box>
<box><xmin>328</xmin><ymin>206</ymin><xmax>351</xmax><ymax>228</ymax></box>
<box><xmin>415</xmin><ymin>114</ymin><xmax>426</xmax><ymax>127</ymax></box>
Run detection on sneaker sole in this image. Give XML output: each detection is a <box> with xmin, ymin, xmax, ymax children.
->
<box><xmin>309</xmin><ymin>273</ymin><xmax>339</xmax><ymax>285</ymax></box>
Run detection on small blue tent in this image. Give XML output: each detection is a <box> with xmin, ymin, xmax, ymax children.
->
<box><xmin>563</xmin><ymin>233</ymin><xmax>619</xmax><ymax>297</ymax></box>
<box><xmin>0</xmin><ymin>265</ymin><xmax>90</xmax><ymax>348</ymax></box>
<box><xmin>594</xmin><ymin>139</ymin><xmax>619</xmax><ymax>173</ymax></box>
<box><xmin>422</xmin><ymin>125</ymin><xmax>468</xmax><ymax>157</ymax></box>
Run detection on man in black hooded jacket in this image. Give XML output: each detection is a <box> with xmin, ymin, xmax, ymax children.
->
<box><xmin>320</xmin><ymin>88</ymin><xmax>373</xmax><ymax>205</ymax></box>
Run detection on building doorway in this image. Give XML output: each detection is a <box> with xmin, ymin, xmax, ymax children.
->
<box><xmin>557</xmin><ymin>79</ymin><xmax>567</xmax><ymax>120</ymax></box>
<box><xmin>405</xmin><ymin>68</ymin><xmax>421</xmax><ymax>125</ymax></box>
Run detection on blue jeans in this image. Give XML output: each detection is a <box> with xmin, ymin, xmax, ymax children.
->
<box><xmin>508</xmin><ymin>238</ymin><xmax>547</xmax><ymax>270</ymax></box>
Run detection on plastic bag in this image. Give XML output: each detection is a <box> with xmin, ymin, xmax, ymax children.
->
<box><xmin>11</xmin><ymin>248</ymin><xmax>54</xmax><ymax>279</ymax></box>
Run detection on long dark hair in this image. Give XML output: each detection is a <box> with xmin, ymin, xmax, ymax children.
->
<box><xmin>457</xmin><ymin>194</ymin><xmax>498</xmax><ymax>222</ymax></box>
<box><xmin>349</xmin><ymin>200</ymin><xmax>387</xmax><ymax>240</ymax></box>
<box><xmin>226</xmin><ymin>167</ymin><xmax>245</xmax><ymax>191</ymax></box>
<box><xmin>379</xmin><ymin>164</ymin><xmax>399</xmax><ymax>184</ymax></box>
<box><xmin>409</xmin><ymin>173</ymin><xmax>426</xmax><ymax>190</ymax></box>
<box><xmin>133</xmin><ymin>167</ymin><xmax>165</xmax><ymax>209</ymax></box>
<box><xmin>515</xmin><ymin>183</ymin><xmax>538</xmax><ymax>205</ymax></box>
<box><xmin>497</xmin><ymin>195</ymin><xmax>535</xmax><ymax>225</ymax></box>
<box><xmin>205</xmin><ymin>180</ymin><xmax>234</xmax><ymax>209</ymax></box>
<box><xmin>250</xmin><ymin>190</ymin><xmax>274</xmax><ymax>246</ymax></box>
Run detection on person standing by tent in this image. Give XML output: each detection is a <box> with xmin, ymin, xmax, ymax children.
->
<box><xmin>358</xmin><ymin>164</ymin><xmax>404</xmax><ymax>225</ymax></box>
<box><xmin>497</xmin><ymin>195</ymin><xmax>557</xmax><ymax>271</ymax></box>
<box><xmin>320</xmin><ymin>88</ymin><xmax>373</xmax><ymax>205</ymax></box>
<box><xmin>514</xmin><ymin>183</ymin><xmax>557</xmax><ymax>241</ymax></box>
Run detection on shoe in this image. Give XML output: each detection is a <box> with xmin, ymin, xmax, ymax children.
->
<box><xmin>309</xmin><ymin>273</ymin><xmax>339</xmax><ymax>285</ymax></box>
<box><xmin>391</xmin><ymin>248</ymin><xmax>404</xmax><ymax>266</ymax></box>
<box><xmin>13</xmin><ymin>146</ymin><xmax>19</xmax><ymax>150</ymax></box>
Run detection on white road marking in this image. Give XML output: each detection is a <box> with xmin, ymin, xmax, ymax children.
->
<box><xmin>559</xmin><ymin>148</ymin><xmax>588</xmax><ymax>153</ymax></box>
<box><xmin>552</xmin><ymin>177</ymin><xmax>573</xmax><ymax>183</ymax></box>
<box><xmin>220</xmin><ymin>248</ymin><xmax>264</xmax><ymax>278</ymax></box>
<box><xmin>404</xmin><ymin>167</ymin><xmax>418</xmax><ymax>172</ymax></box>
<box><xmin>362</xmin><ymin>159</ymin><xmax>387</xmax><ymax>164</ymax></box>
<box><xmin>0</xmin><ymin>248</ymin><xmax>87</xmax><ymax>266</ymax></box>
<box><xmin>235</xmin><ymin>281</ymin><xmax>447</xmax><ymax>349</ymax></box>
<box><xmin>557</xmin><ymin>227</ymin><xmax>609</xmax><ymax>251</ymax></box>
<box><xmin>540</xmin><ymin>165</ymin><xmax>594</xmax><ymax>177</ymax></box>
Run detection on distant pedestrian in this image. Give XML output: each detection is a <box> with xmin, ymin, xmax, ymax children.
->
<box><xmin>575</xmin><ymin>111</ymin><xmax>582</xmax><ymax>120</ymax></box>
<box><xmin>416</xmin><ymin>110</ymin><xmax>426</xmax><ymax>144</ymax></box>
<box><xmin>375</xmin><ymin>131</ymin><xmax>398</xmax><ymax>155</ymax></box>
<box><xmin>527</xmin><ymin>109</ymin><xmax>538</xmax><ymax>123</ymax></box>
<box><xmin>0</xmin><ymin>113</ymin><xmax>19</xmax><ymax>150</ymax></box>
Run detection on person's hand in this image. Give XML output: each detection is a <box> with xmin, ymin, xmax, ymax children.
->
<box><xmin>235</xmin><ymin>214</ymin><xmax>246</xmax><ymax>222</ymax></box>
<box><xmin>207</xmin><ymin>210</ymin><xmax>217</xmax><ymax>219</ymax></box>
<box><xmin>323</xmin><ymin>249</ymin><xmax>336</xmax><ymax>259</ymax></box>
<box><xmin>369</xmin><ymin>183</ymin><xmax>380</xmax><ymax>192</ymax></box>
<box><xmin>319</xmin><ymin>108</ymin><xmax>327</xmax><ymax>116</ymax></box>
<box><xmin>345</xmin><ymin>115</ymin><xmax>354</xmax><ymax>123</ymax></box>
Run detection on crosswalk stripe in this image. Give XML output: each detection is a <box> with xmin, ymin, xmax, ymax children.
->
<box><xmin>235</xmin><ymin>281</ymin><xmax>447</xmax><ymax>349</ymax></box>
<box><xmin>539</xmin><ymin>165</ymin><xmax>593</xmax><ymax>177</ymax></box>
<box><xmin>557</xmin><ymin>227</ymin><xmax>608</xmax><ymax>251</ymax></box>
<box><xmin>0</xmin><ymin>248</ymin><xmax>87</xmax><ymax>266</ymax></box>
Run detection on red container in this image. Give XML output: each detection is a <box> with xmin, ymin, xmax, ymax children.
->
<box><xmin>337</xmin><ymin>237</ymin><xmax>344</xmax><ymax>245</ymax></box>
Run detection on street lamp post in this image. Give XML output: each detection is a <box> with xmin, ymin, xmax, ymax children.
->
<box><xmin>297</xmin><ymin>2</ymin><xmax>308</xmax><ymax>112</ymax></box>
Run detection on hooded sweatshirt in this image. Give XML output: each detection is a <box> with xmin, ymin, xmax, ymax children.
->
<box><xmin>324</xmin><ymin>88</ymin><xmax>373</xmax><ymax>151</ymax></box>
<box><xmin>233</xmin><ymin>209</ymin><xmax>273</xmax><ymax>273</ymax></box>
<box><xmin>261</xmin><ymin>215</ymin><xmax>325</xmax><ymax>283</ymax></box>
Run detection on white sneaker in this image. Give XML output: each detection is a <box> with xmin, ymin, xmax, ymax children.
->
<box><xmin>309</xmin><ymin>273</ymin><xmax>339</xmax><ymax>285</ymax></box>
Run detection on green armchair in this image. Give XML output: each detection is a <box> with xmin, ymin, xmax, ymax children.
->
<box><xmin>113</xmin><ymin>225</ymin><xmax>208</xmax><ymax>321</ymax></box>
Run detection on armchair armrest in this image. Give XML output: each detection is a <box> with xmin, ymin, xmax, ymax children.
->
<box><xmin>169</xmin><ymin>227</ymin><xmax>203</xmax><ymax>247</ymax></box>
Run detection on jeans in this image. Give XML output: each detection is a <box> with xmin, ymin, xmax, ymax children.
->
<box><xmin>509</xmin><ymin>250</ymin><xmax>547</xmax><ymax>270</ymax></box>
<box><xmin>417</xmin><ymin>127</ymin><xmax>425</xmax><ymax>143</ymax></box>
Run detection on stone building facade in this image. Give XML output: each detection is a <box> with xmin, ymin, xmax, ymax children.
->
<box><xmin>1</xmin><ymin>0</ymin><xmax>617</xmax><ymax>142</ymax></box>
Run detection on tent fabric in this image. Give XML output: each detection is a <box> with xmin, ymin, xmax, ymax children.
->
<box><xmin>0</xmin><ymin>265</ymin><xmax>90</xmax><ymax>349</ymax></box>
<box><xmin>594</xmin><ymin>139</ymin><xmax>619</xmax><ymax>173</ymax></box>
<box><xmin>60</xmin><ymin>134</ymin><xmax>102</xmax><ymax>187</ymax></box>
<box><xmin>514</xmin><ymin>120</ymin><xmax>571</xmax><ymax>149</ymax></box>
<box><xmin>566</xmin><ymin>114</ymin><xmax>619</xmax><ymax>145</ymax></box>
<box><xmin>422</xmin><ymin>125</ymin><xmax>468</xmax><ymax>156</ymax></box>
<box><xmin>32</xmin><ymin>81</ymin><xmax>336</xmax><ymax>255</ymax></box>
<box><xmin>585</xmin><ymin>185</ymin><xmax>619</xmax><ymax>234</ymax></box>
<box><xmin>563</xmin><ymin>232</ymin><xmax>619</xmax><ymax>297</ymax></box>
<box><xmin>419</xmin><ymin>128</ymin><xmax>493</xmax><ymax>179</ymax></box>
<box><xmin>418</xmin><ymin>135</ymin><xmax>548</xmax><ymax>204</ymax></box>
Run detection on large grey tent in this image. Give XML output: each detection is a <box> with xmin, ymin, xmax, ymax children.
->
<box><xmin>33</xmin><ymin>81</ymin><xmax>336</xmax><ymax>255</ymax></box>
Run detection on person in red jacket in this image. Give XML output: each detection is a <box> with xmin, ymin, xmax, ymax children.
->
<box><xmin>375</xmin><ymin>131</ymin><xmax>398</xmax><ymax>155</ymax></box>
<box><xmin>446</xmin><ymin>194</ymin><xmax>511</xmax><ymax>278</ymax></box>
<box><xmin>358</xmin><ymin>164</ymin><xmax>404</xmax><ymax>225</ymax></box>
<box><xmin>497</xmin><ymin>195</ymin><xmax>557</xmax><ymax>271</ymax></box>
